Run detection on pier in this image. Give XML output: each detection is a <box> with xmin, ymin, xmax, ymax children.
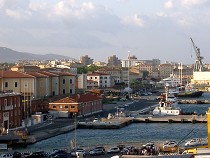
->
<box><xmin>77</xmin><ymin>114</ymin><xmax>207</xmax><ymax>129</ymax></box>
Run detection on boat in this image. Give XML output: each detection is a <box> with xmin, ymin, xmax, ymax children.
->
<box><xmin>173</xmin><ymin>83</ymin><xmax>203</xmax><ymax>98</ymax></box>
<box><xmin>174</xmin><ymin>90</ymin><xmax>203</xmax><ymax>98</ymax></box>
<box><xmin>153</xmin><ymin>87</ymin><xmax>181</xmax><ymax>116</ymax></box>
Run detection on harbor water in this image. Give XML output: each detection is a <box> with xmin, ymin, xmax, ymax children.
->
<box><xmin>23</xmin><ymin>93</ymin><xmax>210</xmax><ymax>151</ymax></box>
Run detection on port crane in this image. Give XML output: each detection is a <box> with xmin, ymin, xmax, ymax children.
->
<box><xmin>190</xmin><ymin>38</ymin><xmax>204</xmax><ymax>72</ymax></box>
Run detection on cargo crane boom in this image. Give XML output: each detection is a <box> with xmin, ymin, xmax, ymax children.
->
<box><xmin>190</xmin><ymin>38</ymin><xmax>204</xmax><ymax>72</ymax></box>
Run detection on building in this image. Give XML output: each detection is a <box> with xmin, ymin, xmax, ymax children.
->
<box><xmin>77</xmin><ymin>74</ymin><xmax>88</xmax><ymax>92</ymax></box>
<box><xmin>48</xmin><ymin>94</ymin><xmax>103</xmax><ymax>118</ymax></box>
<box><xmin>107</xmin><ymin>55</ymin><xmax>121</xmax><ymax>67</ymax></box>
<box><xmin>0</xmin><ymin>92</ymin><xmax>22</xmax><ymax>131</ymax></box>
<box><xmin>80</xmin><ymin>55</ymin><xmax>93</xmax><ymax>66</ymax></box>
<box><xmin>97</xmin><ymin>68</ymin><xmax>122</xmax><ymax>87</ymax></box>
<box><xmin>87</xmin><ymin>72</ymin><xmax>111</xmax><ymax>88</ymax></box>
<box><xmin>121</xmin><ymin>55</ymin><xmax>140</xmax><ymax>68</ymax></box>
<box><xmin>158</xmin><ymin>63</ymin><xmax>174</xmax><ymax>79</ymax></box>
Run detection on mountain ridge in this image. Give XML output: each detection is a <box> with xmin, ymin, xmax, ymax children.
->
<box><xmin>0</xmin><ymin>47</ymin><xmax>74</xmax><ymax>63</ymax></box>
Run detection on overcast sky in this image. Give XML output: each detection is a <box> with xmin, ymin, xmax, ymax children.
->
<box><xmin>0</xmin><ymin>0</ymin><xmax>210</xmax><ymax>64</ymax></box>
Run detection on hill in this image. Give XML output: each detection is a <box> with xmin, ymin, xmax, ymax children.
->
<box><xmin>0</xmin><ymin>47</ymin><xmax>73</xmax><ymax>63</ymax></box>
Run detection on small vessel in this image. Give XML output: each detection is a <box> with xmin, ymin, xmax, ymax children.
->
<box><xmin>174</xmin><ymin>90</ymin><xmax>203</xmax><ymax>98</ymax></box>
<box><xmin>153</xmin><ymin>87</ymin><xmax>181</xmax><ymax>116</ymax></box>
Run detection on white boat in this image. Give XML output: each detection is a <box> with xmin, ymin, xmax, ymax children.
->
<box><xmin>153</xmin><ymin>87</ymin><xmax>181</xmax><ymax>116</ymax></box>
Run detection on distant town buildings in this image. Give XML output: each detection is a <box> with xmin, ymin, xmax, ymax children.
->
<box><xmin>107</xmin><ymin>55</ymin><xmax>121</xmax><ymax>68</ymax></box>
<box><xmin>80</xmin><ymin>55</ymin><xmax>93</xmax><ymax>66</ymax></box>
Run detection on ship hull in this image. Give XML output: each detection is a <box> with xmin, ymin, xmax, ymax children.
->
<box><xmin>174</xmin><ymin>91</ymin><xmax>203</xmax><ymax>98</ymax></box>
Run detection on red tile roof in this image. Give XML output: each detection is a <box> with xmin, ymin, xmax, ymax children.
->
<box><xmin>0</xmin><ymin>70</ymin><xmax>35</xmax><ymax>78</ymax></box>
<box><xmin>26</xmin><ymin>72</ymin><xmax>49</xmax><ymax>78</ymax></box>
<box><xmin>87</xmin><ymin>72</ymin><xmax>109</xmax><ymax>76</ymax></box>
<box><xmin>51</xmin><ymin>93</ymin><xmax>102</xmax><ymax>103</ymax></box>
<box><xmin>53</xmin><ymin>71</ymin><xmax>76</xmax><ymax>76</ymax></box>
<box><xmin>40</xmin><ymin>71</ymin><xmax>59</xmax><ymax>77</ymax></box>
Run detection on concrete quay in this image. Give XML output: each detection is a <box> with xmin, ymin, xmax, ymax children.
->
<box><xmin>133</xmin><ymin>114</ymin><xmax>207</xmax><ymax>123</ymax></box>
<box><xmin>178</xmin><ymin>99</ymin><xmax>210</xmax><ymax>104</ymax></box>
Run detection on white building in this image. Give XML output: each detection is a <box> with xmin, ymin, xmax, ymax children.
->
<box><xmin>87</xmin><ymin>72</ymin><xmax>111</xmax><ymax>88</ymax></box>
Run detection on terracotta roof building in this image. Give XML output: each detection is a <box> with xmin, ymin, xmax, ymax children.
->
<box><xmin>49</xmin><ymin>94</ymin><xmax>103</xmax><ymax>118</ymax></box>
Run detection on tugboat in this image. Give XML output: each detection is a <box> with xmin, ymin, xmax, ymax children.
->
<box><xmin>153</xmin><ymin>86</ymin><xmax>181</xmax><ymax>116</ymax></box>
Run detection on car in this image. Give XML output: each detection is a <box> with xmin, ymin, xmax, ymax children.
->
<box><xmin>142</xmin><ymin>143</ymin><xmax>155</xmax><ymax>148</ymax></box>
<box><xmin>185</xmin><ymin>138</ymin><xmax>207</xmax><ymax>146</ymax></box>
<box><xmin>71</xmin><ymin>148</ymin><xmax>86</xmax><ymax>157</ymax></box>
<box><xmin>27</xmin><ymin>151</ymin><xmax>49</xmax><ymax>158</ymax></box>
<box><xmin>50</xmin><ymin>150</ymin><xmax>68</xmax><ymax>158</ymax></box>
<box><xmin>89</xmin><ymin>149</ymin><xmax>105</xmax><ymax>155</ymax></box>
<box><xmin>107</xmin><ymin>147</ymin><xmax>120</xmax><ymax>154</ymax></box>
<box><xmin>93</xmin><ymin>118</ymin><xmax>99</xmax><ymax>122</ymax></box>
<box><xmin>0</xmin><ymin>153</ymin><xmax>13</xmax><ymax>158</ymax></box>
<box><xmin>163</xmin><ymin>141</ymin><xmax>178</xmax><ymax>149</ymax></box>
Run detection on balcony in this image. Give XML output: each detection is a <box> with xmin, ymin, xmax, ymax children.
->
<box><xmin>3</xmin><ymin>105</ymin><xmax>14</xmax><ymax>111</ymax></box>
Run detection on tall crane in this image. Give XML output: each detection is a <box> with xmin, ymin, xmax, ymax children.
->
<box><xmin>190</xmin><ymin>38</ymin><xmax>204</xmax><ymax>72</ymax></box>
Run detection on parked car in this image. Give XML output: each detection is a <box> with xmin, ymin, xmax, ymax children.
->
<box><xmin>89</xmin><ymin>149</ymin><xmax>105</xmax><ymax>155</ymax></box>
<box><xmin>163</xmin><ymin>141</ymin><xmax>178</xmax><ymax>149</ymax></box>
<box><xmin>142</xmin><ymin>143</ymin><xmax>155</xmax><ymax>148</ymax></box>
<box><xmin>50</xmin><ymin>150</ymin><xmax>68</xmax><ymax>158</ymax></box>
<box><xmin>71</xmin><ymin>148</ymin><xmax>86</xmax><ymax>157</ymax></box>
<box><xmin>27</xmin><ymin>151</ymin><xmax>49</xmax><ymax>158</ymax></box>
<box><xmin>0</xmin><ymin>153</ymin><xmax>13</xmax><ymax>158</ymax></box>
<box><xmin>107</xmin><ymin>147</ymin><xmax>120</xmax><ymax>154</ymax></box>
<box><xmin>93</xmin><ymin>118</ymin><xmax>99</xmax><ymax>122</ymax></box>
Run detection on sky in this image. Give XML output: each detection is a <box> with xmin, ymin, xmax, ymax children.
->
<box><xmin>0</xmin><ymin>0</ymin><xmax>210</xmax><ymax>64</ymax></box>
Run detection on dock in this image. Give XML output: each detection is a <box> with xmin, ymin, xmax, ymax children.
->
<box><xmin>77</xmin><ymin>114</ymin><xmax>207</xmax><ymax>129</ymax></box>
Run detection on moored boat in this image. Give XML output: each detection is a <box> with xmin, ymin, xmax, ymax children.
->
<box><xmin>174</xmin><ymin>90</ymin><xmax>203</xmax><ymax>98</ymax></box>
<box><xmin>153</xmin><ymin>87</ymin><xmax>181</xmax><ymax>116</ymax></box>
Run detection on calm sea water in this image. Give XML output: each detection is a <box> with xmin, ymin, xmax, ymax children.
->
<box><xmin>23</xmin><ymin>93</ymin><xmax>210</xmax><ymax>152</ymax></box>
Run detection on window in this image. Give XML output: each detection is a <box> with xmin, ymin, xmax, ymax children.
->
<box><xmin>70</xmin><ymin>89</ymin><xmax>72</xmax><ymax>94</ymax></box>
<box><xmin>100</xmin><ymin>77</ymin><xmax>103</xmax><ymax>79</ymax></box>
<box><xmin>14</xmin><ymin>82</ymin><xmax>18</xmax><ymax>87</ymax></box>
<box><xmin>65</xmin><ymin>105</ymin><xmax>68</xmax><ymax>109</ymax></box>
<box><xmin>53</xmin><ymin>105</ymin><xmax>56</xmax><ymax>109</ymax></box>
<box><xmin>63</xmin><ymin>89</ymin><xmax>65</xmax><ymax>94</ymax></box>
<box><xmin>71</xmin><ymin>105</ymin><xmax>75</xmax><ymax>108</ymax></box>
<box><xmin>104</xmin><ymin>77</ymin><xmax>107</xmax><ymax>79</ymax></box>
<box><xmin>63</xmin><ymin>79</ymin><xmax>65</xmax><ymax>84</ymax></box>
<box><xmin>4</xmin><ymin>99</ymin><xmax>7</xmax><ymax>106</ymax></box>
<box><xmin>95</xmin><ymin>77</ymin><xmax>97</xmax><ymax>79</ymax></box>
<box><xmin>90</xmin><ymin>77</ymin><xmax>92</xmax><ymax>79</ymax></box>
<box><xmin>5</xmin><ymin>82</ymin><xmax>8</xmax><ymax>87</ymax></box>
<box><xmin>70</xmin><ymin>79</ymin><xmax>72</xmax><ymax>84</ymax></box>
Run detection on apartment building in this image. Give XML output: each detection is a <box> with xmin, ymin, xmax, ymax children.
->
<box><xmin>87</xmin><ymin>72</ymin><xmax>111</xmax><ymax>88</ymax></box>
<box><xmin>97</xmin><ymin>68</ymin><xmax>122</xmax><ymax>87</ymax></box>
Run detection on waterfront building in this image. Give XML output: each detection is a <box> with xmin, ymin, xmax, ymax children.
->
<box><xmin>48</xmin><ymin>93</ymin><xmax>103</xmax><ymax>118</ymax></box>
